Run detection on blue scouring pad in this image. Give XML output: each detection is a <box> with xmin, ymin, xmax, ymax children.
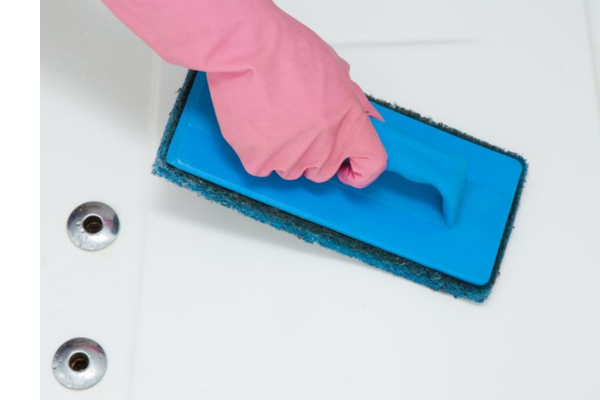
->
<box><xmin>153</xmin><ymin>70</ymin><xmax>528</xmax><ymax>303</ymax></box>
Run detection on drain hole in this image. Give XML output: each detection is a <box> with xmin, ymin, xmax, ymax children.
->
<box><xmin>83</xmin><ymin>215</ymin><xmax>103</xmax><ymax>234</ymax></box>
<box><xmin>69</xmin><ymin>352</ymin><xmax>90</xmax><ymax>372</ymax></box>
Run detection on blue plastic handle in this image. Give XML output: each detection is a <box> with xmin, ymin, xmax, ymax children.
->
<box><xmin>378</xmin><ymin>128</ymin><xmax>468</xmax><ymax>227</ymax></box>
<box><xmin>166</xmin><ymin>72</ymin><xmax>524</xmax><ymax>285</ymax></box>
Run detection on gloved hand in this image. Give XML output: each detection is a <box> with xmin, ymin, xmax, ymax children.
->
<box><xmin>103</xmin><ymin>0</ymin><xmax>387</xmax><ymax>188</ymax></box>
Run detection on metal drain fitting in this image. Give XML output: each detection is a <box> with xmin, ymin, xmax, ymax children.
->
<box><xmin>52</xmin><ymin>337</ymin><xmax>107</xmax><ymax>390</ymax></box>
<box><xmin>67</xmin><ymin>201</ymin><xmax>119</xmax><ymax>251</ymax></box>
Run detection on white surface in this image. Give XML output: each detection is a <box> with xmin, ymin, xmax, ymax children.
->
<box><xmin>587</xmin><ymin>0</ymin><xmax>600</xmax><ymax>103</ymax></box>
<box><xmin>42</xmin><ymin>1</ymin><xmax>600</xmax><ymax>399</ymax></box>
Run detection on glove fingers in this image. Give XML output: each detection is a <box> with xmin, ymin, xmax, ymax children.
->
<box><xmin>305</xmin><ymin>113</ymin><xmax>388</xmax><ymax>188</ymax></box>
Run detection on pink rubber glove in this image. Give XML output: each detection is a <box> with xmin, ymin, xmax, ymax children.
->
<box><xmin>103</xmin><ymin>0</ymin><xmax>387</xmax><ymax>188</ymax></box>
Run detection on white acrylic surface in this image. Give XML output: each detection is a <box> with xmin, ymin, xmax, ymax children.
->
<box><xmin>42</xmin><ymin>0</ymin><xmax>600</xmax><ymax>399</ymax></box>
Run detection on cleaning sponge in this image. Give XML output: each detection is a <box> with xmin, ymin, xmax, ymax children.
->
<box><xmin>153</xmin><ymin>70</ymin><xmax>528</xmax><ymax>302</ymax></box>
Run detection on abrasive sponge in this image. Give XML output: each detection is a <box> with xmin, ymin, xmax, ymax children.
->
<box><xmin>153</xmin><ymin>70</ymin><xmax>527</xmax><ymax>302</ymax></box>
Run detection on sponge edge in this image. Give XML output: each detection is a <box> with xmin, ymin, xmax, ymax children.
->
<box><xmin>152</xmin><ymin>70</ymin><xmax>528</xmax><ymax>303</ymax></box>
